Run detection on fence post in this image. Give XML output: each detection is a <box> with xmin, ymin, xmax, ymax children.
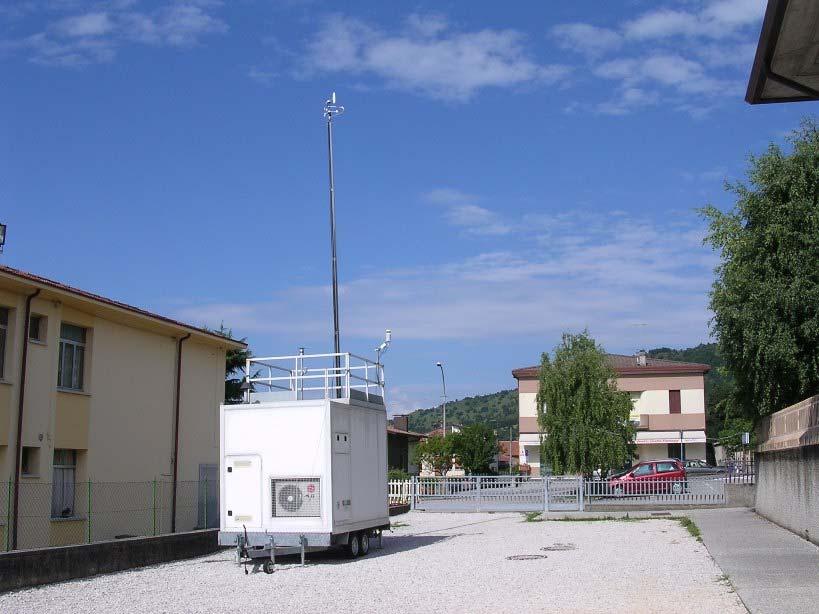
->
<box><xmin>203</xmin><ymin>479</ymin><xmax>208</xmax><ymax>529</ymax></box>
<box><xmin>543</xmin><ymin>477</ymin><xmax>549</xmax><ymax>513</ymax></box>
<box><xmin>87</xmin><ymin>479</ymin><xmax>92</xmax><ymax>544</ymax></box>
<box><xmin>152</xmin><ymin>479</ymin><xmax>157</xmax><ymax>536</ymax></box>
<box><xmin>578</xmin><ymin>477</ymin><xmax>585</xmax><ymax>512</ymax></box>
<box><xmin>409</xmin><ymin>477</ymin><xmax>416</xmax><ymax>510</ymax></box>
<box><xmin>476</xmin><ymin>476</ymin><xmax>482</xmax><ymax>512</ymax></box>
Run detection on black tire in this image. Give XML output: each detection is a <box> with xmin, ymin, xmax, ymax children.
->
<box><xmin>671</xmin><ymin>482</ymin><xmax>683</xmax><ymax>495</ymax></box>
<box><xmin>346</xmin><ymin>532</ymin><xmax>360</xmax><ymax>558</ymax></box>
<box><xmin>262</xmin><ymin>560</ymin><xmax>275</xmax><ymax>574</ymax></box>
<box><xmin>359</xmin><ymin>531</ymin><xmax>370</xmax><ymax>556</ymax></box>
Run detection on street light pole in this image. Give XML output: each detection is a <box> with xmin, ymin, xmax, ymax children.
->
<box><xmin>436</xmin><ymin>362</ymin><xmax>447</xmax><ymax>436</ymax></box>
<box><xmin>510</xmin><ymin>426</ymin><xmax>513</xmax><ymax>475</ymax></box>
<box><xmin>324</xmin><ymin>92</ymin><xmax>344</xmax><ymax>396</ymax></box>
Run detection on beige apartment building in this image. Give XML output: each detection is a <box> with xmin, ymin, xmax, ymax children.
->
<box><xmin>513</xmin><ymin>353</ymin><xmax>710</xmax><ymax>475</ymax></box>
<box><xmin>0</xmin><ymin>265</ymin><xmax>245</xmax><ymax>549</ymax></box>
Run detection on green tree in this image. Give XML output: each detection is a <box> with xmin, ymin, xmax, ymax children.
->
<box><xmin>537</xmin><ymin>332</ymin><xmax>636</xmax><ymax>477</ymax></box>
<box><xmin>413</xmin><ymin>435</ymin><xmax>453</xmax><ymax>475</ymax></box>
<box><xmin>702</xmin><ymin>119</ymin><xmax>819</xmax><ymax>419</ymax></box>
<box><xmin>717</xmin><ymin>417</ymin><xmax>756</xmax><ymax>455</ymax></box>
<box><xmin>205</xmin><ymin>323</ymin><xmax>251</xmax><ymax>404</ymax></box>
<box><xmin>450</xmin><ymin>424</ymin><xmax>498</xmax><ymax>475</ymax></box>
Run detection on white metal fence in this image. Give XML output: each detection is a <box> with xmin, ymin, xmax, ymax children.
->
<box><xmin>391</xmin><ymin>475</ymin><xmax>726</xmax><ymax>512</ymax></box>
<box><xmin>388</xmin><ymin>480</ymin><xmax>412</xmax><ymax>505</ymax></box>
<box><xmin>246</xmin><ymin>352</ymin><xmax>384</xmax><ymax>402</ymax></box>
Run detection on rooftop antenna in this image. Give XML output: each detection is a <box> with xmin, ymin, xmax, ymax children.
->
<box><xmin>324</xmin><ymin>91</ymin><xmax>345</xmax><ymax>396</ymax></box>
<box><xmin>375</xmin><ymin>329</ymin><xmax>392</xmax><ymax>366</ymax></box>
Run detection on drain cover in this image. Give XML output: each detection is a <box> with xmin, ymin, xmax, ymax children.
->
<box><xmin>541</xmin><ymin>543</ymin><xmax>577</xmax><ymax>551</ymax></box>
<box><xmin>507</xmin><ymin>554</ymin><xmax>548</xmax><ymax>561</ymax></box>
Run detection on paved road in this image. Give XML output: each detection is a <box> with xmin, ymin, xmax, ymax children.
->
<box><xmin>690</xmin><ymin>507</ymin><xmax>819</xmax><ymax>614</ymax></box>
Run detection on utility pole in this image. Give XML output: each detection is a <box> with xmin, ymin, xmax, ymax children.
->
<box><xmin>436</xmin><ymin>362</ymin><xmax>447</xmax><ymax>436</ymax></box>
<box><xmin>324</xmin><ymin>92</ymin><xmax>344</xmax><ymax>396</ymax></box>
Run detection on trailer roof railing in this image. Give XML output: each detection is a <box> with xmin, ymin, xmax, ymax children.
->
<box><xmin>245</xmin><ymin>352</ymin><xmax>385</xmax><ymax>404</ymax></box>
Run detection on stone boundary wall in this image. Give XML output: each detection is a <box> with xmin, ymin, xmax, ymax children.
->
<box><xmin>755</xmin><ymin>446</ymin><xmax>818</xmax><ymax>546</ymax></box>
<box><xmin>755</xmin><ymin>394</ymin><xmax>819</xmax><ymax>546</ymax></box>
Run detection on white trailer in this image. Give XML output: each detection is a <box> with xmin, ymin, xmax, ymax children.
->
<box><xmin>218</xmin><ymin>352</ymin><xmax>389</xmax><ymax>572</ymax></box>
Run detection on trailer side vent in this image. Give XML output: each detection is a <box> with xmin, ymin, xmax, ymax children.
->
<box><xmin>271</xmin><ymin>478</ymin><xmax>321</xmax><ymax>517</ymax></box>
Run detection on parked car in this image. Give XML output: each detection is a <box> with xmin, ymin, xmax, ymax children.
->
<box><xmin>683</xmin><ymin>459</ymin><xmax>726</xmax><ymax>475</ymax></box>
<box><xmin>608</xmin><ymin>459</ymin><xmax>687</xmax><ymax>497</ymax></box>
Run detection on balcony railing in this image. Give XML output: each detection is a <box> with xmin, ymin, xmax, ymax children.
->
<box><xmin>635</xmin><ymin>413</ymin><xmax>705</xmax><ymax>431</ymax></box>
<box><xmin>245</xmin><ymin>352</ymin><xmax>384</xmax><ymax>404</ymax></box>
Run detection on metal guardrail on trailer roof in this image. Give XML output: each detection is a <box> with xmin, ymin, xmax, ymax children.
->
<box><xmin>245</xmin><ymin>352</ymin><xmax>385</xmax><ymax>403</ymax></box>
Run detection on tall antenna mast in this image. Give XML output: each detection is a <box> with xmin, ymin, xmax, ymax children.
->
<box><xmin>324</xmin><ymin>92</ymin><xmax>345</xmax><ymax>395</ymax></box>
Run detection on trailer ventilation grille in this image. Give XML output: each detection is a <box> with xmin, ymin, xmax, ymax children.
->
<box><xmin>271</xmin><ymin>478</ymin><xmax>321</xmax><ymax>517</ymax></box>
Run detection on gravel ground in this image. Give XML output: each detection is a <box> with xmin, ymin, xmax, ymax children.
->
<box><xmin>0</xmin><ymin>512</ymin><xmax>745</xmax><ymax>614</ymax></box>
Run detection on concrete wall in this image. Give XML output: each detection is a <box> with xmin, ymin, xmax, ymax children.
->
<box><xmin>0</xmin><ymin>529</ymin><xmax>218</xmax><ymax>592</ymax></box>
<box><xmin>755</xmin><ymin>446</ymin><xmax>819</xmax><ymax>546</ymax></box>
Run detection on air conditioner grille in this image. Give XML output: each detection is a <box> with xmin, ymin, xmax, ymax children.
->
<box><xmin>271</xmin><ymin>478</ymin><xmax>321</xmax><ymax>517</ymax></box>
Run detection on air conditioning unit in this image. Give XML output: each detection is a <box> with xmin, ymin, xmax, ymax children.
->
<box><xmin>271</xmin><ymin>478</ymin><xmax>321</xmax><ymax>517</ymax></box>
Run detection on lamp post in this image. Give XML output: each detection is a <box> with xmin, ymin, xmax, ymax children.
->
<box><xmin>508</xmin><ymin>425</ymin><xmax>513</xmax><ymax>475</ymax></box>
<box><xmin>324</xmin><ymin>92</ymin><xmax>344</xmax><ymax>396</ymax></box>
<box><xmin>0</xmin><ymin>223</ymin><xmax>6</xmax><ymax>253</ymax></box>
<box><xmin>435</xmin><ymin>362</ymin><xmax>447</xmax><ymax>436</ymax></box>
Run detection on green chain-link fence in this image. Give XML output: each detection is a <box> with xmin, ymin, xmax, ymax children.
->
<box><xmin>2</xmin><ymin>479</ymin><xmax>218</xmax><ymax>552</ymax></box>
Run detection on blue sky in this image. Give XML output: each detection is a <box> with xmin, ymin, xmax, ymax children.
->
<box><xmin>1</xmin><ymin>0</ymin><xmax>810</xmax><ymax>414</ymax></box>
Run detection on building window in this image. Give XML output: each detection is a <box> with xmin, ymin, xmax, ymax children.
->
<box><xmin>29</xmin><ymin>314</ymin><xmax>45</xmax><ymax>342</ymax></box>
<box><xmin>52</xmin><ymin>449</ymin><xmax>77</xmax><ymax>518</ymax></box>
<box><xmin>0</xmin><ymin>307</ymin><xmax>7</xmax><ymax>379</ymax></box>
<box><xmin>58</xmin><ymin>323</ymin><xmax>86</xmax><ymax>390</ymax></box>
<box><xmin>21</xmin><ymin>446</ymin><xmax>40</xmax><ymax>476</ymax></box>
<box><xmin>669</xmin><ymin>390</ymin><xmax>681</xmax><ymax>414</ymax></box>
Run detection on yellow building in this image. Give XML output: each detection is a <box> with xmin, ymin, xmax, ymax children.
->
<box><xmin>513</xmin><ymin>352</ymin><xmax>711</xmax><ymax>475</ymax></box>
<box><xmin>0</xmin><ymin>265</ymin><xmax>245</xmax><ymax>549</ymax></box>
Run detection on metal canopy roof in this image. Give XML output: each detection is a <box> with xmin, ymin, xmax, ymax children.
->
<box><xmin>747</xmin><ymin>0</ymin><xmax>819</xmax><ymax>104</ymax></box>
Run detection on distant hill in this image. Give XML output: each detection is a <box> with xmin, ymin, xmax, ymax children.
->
<box><xmin>402</xmin><ymin>343</ymin><xmax>729</xmax><ymax>440</ymax></box>
<box><xmin>405</xmin><ymin>389</ymin><xmax>519</xmax><ymax>437</ymax></box>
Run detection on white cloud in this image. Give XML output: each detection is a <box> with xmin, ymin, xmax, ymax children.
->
<box><xmin>173</xmin><ymin>209</ymin><xmax>714</xmax><ymax>346</ymax></box>
<box><xmin>122</xmin><ymin>4</ymin><xmax>228</xmax><ymax>47</ymax></box>
<box><xmin>424</xmin><ymin>188</ymin><xmax>513</xmax><ymax>235</ymax></box>
<box><xmin>596</xmin><ymin>54</ymin><xmax>731</xmax><ymax>95</ymax></box>
<box><xmin>305</xmin><ymin>14</ymin><xmax>570</xmax><ymax>101</ymax></box>
<box><xmin>702</xmin><ymin>0</ymin><xmax>768</xmax><ymax>29</ymax></box>
<box><xmin>553</xmin><ymin>1</ymin><xmax>766</xmax><ymax>116</ymax></box>
<box><xmin>624</xmin><ymin>0</ymin><xmax>766</xmax><ymax>40</ymax></box>
<box><xmin>4</xmin><ymin>1</ymin><xmax>227</xmax><ymax>66</ymax></box>
<box><xmin>594</xmin><ymin>87</ymin><xmax>659</xmax><ymax>116</ymax></box>
<box><xmin>54</xmin><ymin>12</ymin><xmax>114</xmax><ymax>37</ymax></box>
<box><xmin>624</xmin><ymin>9</ymin><xmax>700</xmax><ymax>40</ymax></box>
<box><xmin>550</xmin><ymin>22</ymin><xmax>622</xmax><ymax>57</ymax></box>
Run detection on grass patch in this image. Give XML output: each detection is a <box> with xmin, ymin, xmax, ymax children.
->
<box><xmin>523</xmin><ymin>512</ymin><xmax>544</xmax><ymax>522</ymax></box>
<box><xmin>677</xmin><ymin>517</ymin><xmax>702</xmax><ymax>542</ymax></box>
<box><xmin>716</xmin><ymin>573</ymin><xmax>735</xmax><ymax>593</ymax></box>
<box><xmin>548</xmin><ymin>514</ymin><xmax>643</xmax><ymax>522</ymax></box>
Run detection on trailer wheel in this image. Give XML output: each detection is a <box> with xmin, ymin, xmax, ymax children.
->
<box><xmin>262</xmin><ymin>560</ymin><xmax>275</xmax><ymax>574</ymax></box>
<box><xmin>346</xmin><ymin>532</ymin><xmax>360</xmax><ymax>558</ymax></box>
<box><xmin>359</xmin><ymin>531</ymin><xmax>370</xmax><ymax>556</ymax></box>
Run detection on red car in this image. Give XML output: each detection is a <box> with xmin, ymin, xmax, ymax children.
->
<box><xmin>608</xmin><ymin>459</ymin><xmax>687</xmax><ymax>496</ymax></box>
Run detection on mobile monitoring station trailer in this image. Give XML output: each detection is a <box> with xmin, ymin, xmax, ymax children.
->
<box><xmin>218</xmin><ymin>351</ymin><xmax>389</xmax><ymax>573</ymax></box>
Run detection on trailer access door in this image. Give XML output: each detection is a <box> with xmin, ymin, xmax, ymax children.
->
<box><xmin>224</xmin><ymin>454</ymin><xmax>263</xmax><ymax>529</ymax></box>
